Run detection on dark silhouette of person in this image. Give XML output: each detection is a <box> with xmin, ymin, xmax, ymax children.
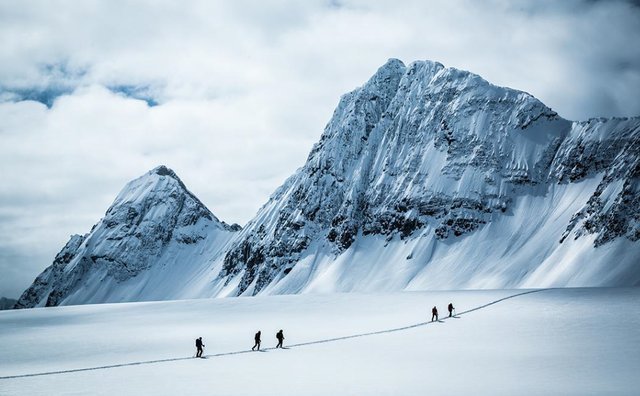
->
<box><xmin>276</xmin><ymin>330</ymin><xmax>285</xmax><ymax>348</ymax></box>
<box><xmin>195</xmin><ymin>337</ymin><xmax>204</xmax><ymax>358</ymax></box>
<box><xmin>431</xmin><ymin>306</ymin><xmax>438</xmax><ymax>322</ymax></box>
<box><xmin>252</xmin><ymin>331</ymin><xmax>262</xmax><ymax>351</ymax></box>
<box><xmin>448</xmin><ymin>303</ymin><xmax>454</xmax><ymax>317</ymax></box>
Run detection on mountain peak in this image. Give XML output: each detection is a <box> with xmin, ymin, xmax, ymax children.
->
<box><xmin>152</xmin><ymin>165</ymin><xmax>179</xmax><ymax>179</ymax></box>
<box><xmin>380</xmin><ymin>58</ymin><xmax>406</xmax><ymax>71</ymax></box>
<box><xmin>219</xmin><ymin>58</ymin><xmax>640</xmax><ymax>296</ymax></box>
<box><xmin>366</xmin><ymin>58</ymin><xmax>406</xmax><ymax>87</ymax></box>
<box><xmin>110</xmin><ymin>166</ymin><xmax>191</xmax><ymax>209</ymax></box>
<box><xmin>146</xmin><ymin>165</ymin><xmax>188</xmax><ymax>190</ymax></box>
<box><xmin>14</xmin><ymin>165</ymin><xmax>240</xmax><ymax>308</ymax></box>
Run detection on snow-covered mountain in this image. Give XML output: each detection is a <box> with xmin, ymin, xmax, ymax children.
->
<box><xmin>218</xmin><ymin>59</ymin><xmax>640</xmax><ymax>295</ymax></box>
<box><xmin>15</xmin><ymin>166</ymin><xmax>240</xmax><ymax>308</ymax></box>
<box><xmin>16</xmin><ymin>59</ymin><xmax>640</xmax><ymax>307</ymax></box>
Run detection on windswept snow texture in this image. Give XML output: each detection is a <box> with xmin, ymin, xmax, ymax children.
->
<box><xmin>220</xmin><ymin>59</ymin><xmax>640</xmax><ymax>295</ymax></box>
<box><xmin>1</xmin><ymin>289</ymin><xmax>639</xmax><ymax>395</ymax></box>
<box><xmin>14</xmin><ymin>166</ymin><xmax>240</xmax><ymax>308</ymax></box>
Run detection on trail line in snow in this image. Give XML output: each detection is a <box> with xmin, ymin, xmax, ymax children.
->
<box><xmin>0</xmin><ymin>288</ymin><xmax>549</xmax><ymax>380</ymax></box>
<box><xmin>286</xmin><ymin>288</ymin><xmax>548</xmax><ymax>348</ymax></box>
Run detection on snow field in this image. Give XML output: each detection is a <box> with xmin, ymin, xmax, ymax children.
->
<box><xmin>1</xmin><ymin>288</ymin><xmax>639</xmax><ymax>395</ymax></box>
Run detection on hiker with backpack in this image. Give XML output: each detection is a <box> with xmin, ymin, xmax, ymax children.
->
<box><xmin>252</xmin><ymin>331</ymin><xmax>261</xmax><ymax>351</ymax></box>
<box><xmin>448</xmin><ymin>303</ymin><xmax>455</xmax><ymax>317</ymax></box>
<box><xmin>431</xmin><ymin>306</ymin><xmax>438</xmax><ymax>322</ymax></box>
<box><xmin>195</xmin><ymin>337</ymin><xmax>205</xmax><ymax>358</ymax></box>
<box><xmin>276</xmin><ymin>329</ymin><xmax>285</xmax><ymax>348</ymax></box>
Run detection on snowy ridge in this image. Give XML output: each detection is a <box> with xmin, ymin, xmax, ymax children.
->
<box><xmin>218</xmin><ymin>59</ymin><xmax>640</xmax><ymax>295</ymax></box>
<box><xmin>15</xmin><ymin>166</ymin><xmax>240</xmax><ymax>308</ymax></box>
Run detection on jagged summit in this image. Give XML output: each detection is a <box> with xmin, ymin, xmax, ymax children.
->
<box><xmin>114</xmin><ymin>165</ymin><xmax>186</xmax><ymax>199</ymax></box>
<box><xmin>380</xmin><ymin>57</ymin><xmax>406</xmax><ymax>68</ymax></box>
<box><xmin>152</xmin><ymin>164</ymin><xmax>179</xmax><ymax>177</ymax></box>
<box><xmin>111</xmin><ymin>166</ymin><xmax>240</xmax><ymax>232</ymax></box>
<box><xmin>368</xmin><ymin>58</ymin><xmax>407</xmax><ymax>82</ymax></box>
<box><xmin>149</xmin><ymin>165</ymin><xmax>191</xmax><ymax>194</ymax></box>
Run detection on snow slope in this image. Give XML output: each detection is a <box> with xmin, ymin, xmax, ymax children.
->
<box><xmin>1</xmin><ymin>288</ymin><xmax>639</xmax><ymax>395</ymax></box>
<box><xmin>14</xmin><ymin>166</ymin><xmax>240</xmax><ymax>308</ymax></box>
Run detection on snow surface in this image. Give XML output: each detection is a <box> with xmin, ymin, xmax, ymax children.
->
<box><xmin>1</xmin><ymin>288</ymin><xmax>639</xmax><ymax>395</ymax></box>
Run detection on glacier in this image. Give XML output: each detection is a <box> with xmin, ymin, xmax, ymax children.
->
<box><xmin>15</xmin><ymin>59</ymin><xmax>640</xmax><ymax>307</ymax></box>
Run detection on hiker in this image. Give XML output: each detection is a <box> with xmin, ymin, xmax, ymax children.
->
<box><xmin>276</xmin><ymin>329</ymin><xmax>285</xmax><ymax>348</ymax></box>
<box><xmin>431</xmin><ymin>306</ymin><xmax>438</xmax><ymax>322</ymax></box>
<box><xmin>195</xmin><ymin>337</ymin><xmax>205</xmax><ymax>358</ymax></box>
<box><xmin>252</xmin><ymin>331</ymin><xmax>261</xmax><ymax>351</ymax></box>
<box><xmin>448</xmin><ymin>303</ymin><xmax>454</xmax><ymax>317</ymax></box>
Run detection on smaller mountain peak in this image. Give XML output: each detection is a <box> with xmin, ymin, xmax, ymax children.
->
<box><xmin>145</xmin><ymin>165</ymin><xmax>189</xmax><ymax>190</ymax></box>
<box><xmin>382</xmin><ymin>58</ymin><xmax>405</xmax><ymax>69</ymax></box>
<box><xmin>362</xmin><ymin>58</ymin><xmax>407</xmax><ymax>96</ymax></box>
<box><xmin>372</xmin><ymin>58</ymin><xmax>406</xmax><ymax>77</ymax></box>
<box><xmin>111</xmin><ymin>165</ymin><xmax>192</xmax><ymax>208</ymax></box>
<box><xmin>151</xmin><ymin>165</ymin><xmax>179</xmax><ymax>179</ymax></box>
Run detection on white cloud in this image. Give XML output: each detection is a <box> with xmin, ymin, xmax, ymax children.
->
<box><xmin>1</xmin><ymin>0</ymin><xmax>639</xmax><ymax>297</ymax></box>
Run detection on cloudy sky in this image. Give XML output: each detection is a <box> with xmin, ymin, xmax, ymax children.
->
<box><xmin>1</xmin><ymin>0</ymin><xmax>639</xmax><ymax>298</ymax></box>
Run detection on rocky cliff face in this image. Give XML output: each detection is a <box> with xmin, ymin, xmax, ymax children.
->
<box><xmin>15</xmin><ymin>166</ymin><xmax>240</xmax><ymax>308</ymax></box>
<box><xmin>552</xmin><ymin>118</ymin><xmax>640</xmax><ymax>246</ymax></box>
<box><xmin>218</xmin><ymin>59</ymin><xmax>640</xmax><ymax>295</ymax></box>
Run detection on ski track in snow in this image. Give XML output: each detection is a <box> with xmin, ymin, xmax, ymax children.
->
<box><xmin>0</xmin><ymin>289</ymin><xmax>549</xmax><ymax>380</ymax></box>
